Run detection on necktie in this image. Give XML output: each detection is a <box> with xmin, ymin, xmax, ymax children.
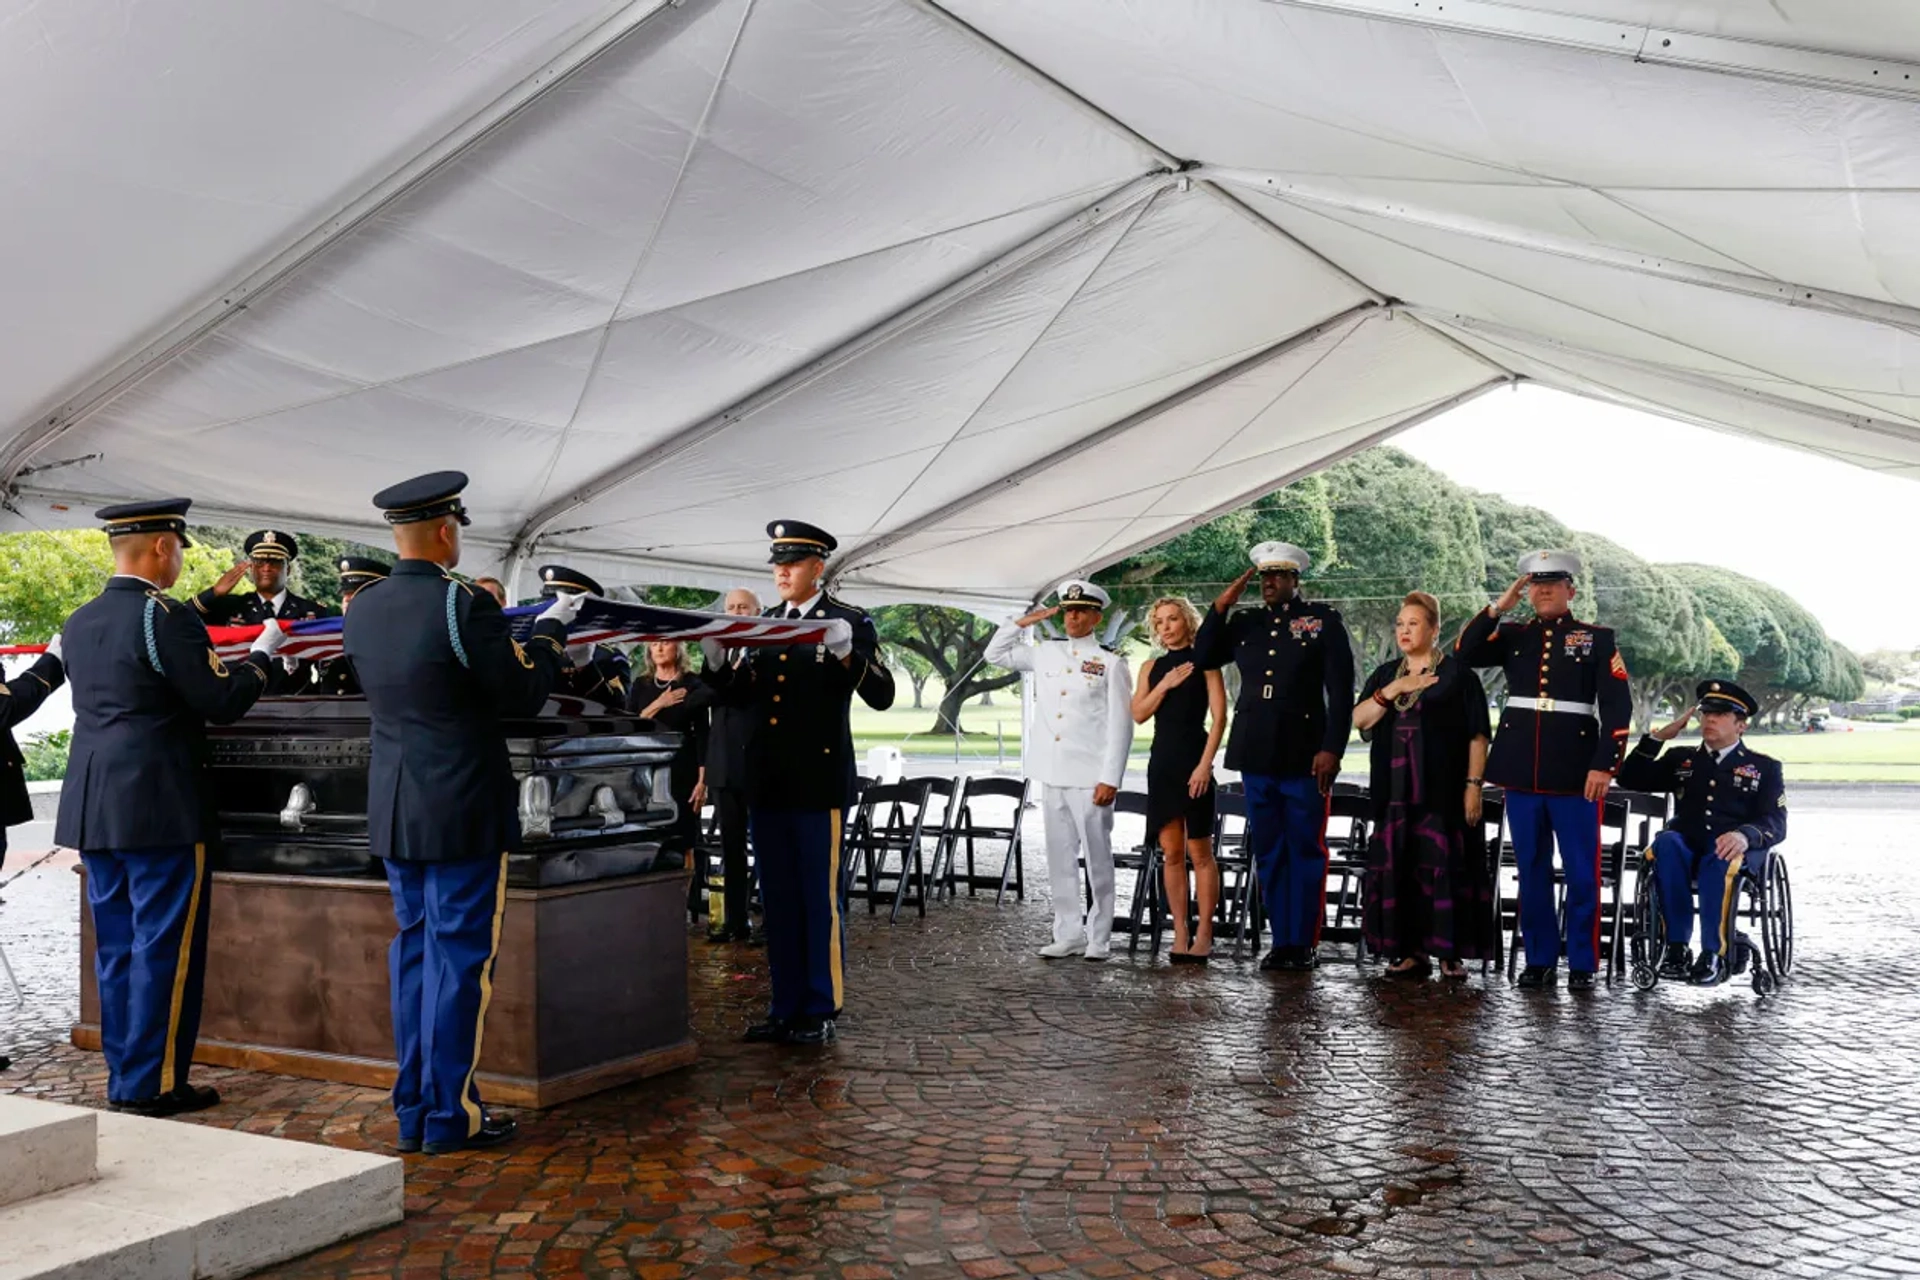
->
<box><xmin>787</xmin><ymin>606</ymin><xmax>801</xmax><ymax>619</ymax></box>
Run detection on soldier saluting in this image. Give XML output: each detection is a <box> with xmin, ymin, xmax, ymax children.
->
<box><xmin>703</xmin><ymin>521</ymin><xmax>893</xmax><ymax>1046</ymax></box>
<box><xmin>194</xmin><ymin>529</ymin><xmax>333</xmax><ymax>693</ymax></box>
<box><xmin>343</xmin><ymin>472</ymin><xmax>583</xmax><ymax>1154</ymax></box>
<box><xmin>1455</xmin><ymin>550</ymin><xmax>1631</xmax><ymax>990</ymax></box>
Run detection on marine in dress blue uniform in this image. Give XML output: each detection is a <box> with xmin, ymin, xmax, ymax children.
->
<box><xmin>1454</xmin><ymin>550</ymin><xmax>1632</xmax><ymax>989</ymax></box>
<box><xmin>55</xmin><ymin>499</ymin><xmax>286</xmax><ymax>1115</ymax></box>
<box><xmin>342</xmin><ymin>473</ymin><xmax>575</xmax><ymax>1154</ymax></box>
<box><xmin>537</xmin><ymin>564</ymin><xmax>631</xmax><ymax>708</ymax></box>
<box><xmin>1194</xmin><ymin>542</ymin><xmax>1354</xmax><ymax>970</ymax></box>
<box><xmin>308</xmin><ymin>557</ymin><xmax>389</xmax><ymax>696</ymax></box>
<box><xmin>1617</xmin><ymin>679</ymin><xmax>1785</xmax><ymax>986</ymax></box>
<box><xmin>703</xmin><ymin>521</ymin><xmax>894</xmax><ymax>1045</ymax></box>
<box><xmin>191</xmin><ymin>529</ymin><xmax>334</xmax><ymax>694</ymax></box>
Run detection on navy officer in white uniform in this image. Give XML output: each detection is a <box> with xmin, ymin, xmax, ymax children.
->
<box><xmin>986</xmin><ymin>580</ymin><xmax>1133</xmax><ymax>961</ymax></box>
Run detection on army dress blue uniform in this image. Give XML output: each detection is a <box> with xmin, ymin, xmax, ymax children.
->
<box><xmin>342</xmin><ymin>473</ymin><xmax>569</xmax><ymax>1153</ymax></box>
<box><xmin>308</xmin><ymin>556</ymin><xmax>390</xmax><ymax>696</ymax></box>
<box><xmin>1454</xmin><ymin>551</ymin><xmax>1631</xmax><ymax>982</ymax></box>
<box><xmin>0</xmin><ymin>649</ymin><xmax>66</xmax><ymax>870</ymax></box>
<box><xmin>1617</xmin><ymin>680</ymin><xmax>1785</xmax><ymax>982</ymax></box>
<box><xmin>1193</xmin><ymin>542</ymin><xmax>1353</xmax><ymax>967</ymax></box>
<box><xmin>536</xmin><ymin>564</ymin><xmax>631</xmax><ymax>708</ymax></box>
<box><xmin>56</xmin><ymin>500</ymin><xmax>277</xmax><ymax>1112</ymax></box>
<box><xmin>704</xmin><ymin>522</ymin><xmax>894</xmax><ymax>1043</ymax></box>
<box><xmin>192</xmin><ymin>529</ymin><xmax>334</xmax><ymax>694</ymax></box>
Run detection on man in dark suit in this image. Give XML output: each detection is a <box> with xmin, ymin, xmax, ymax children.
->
<box><xmin>343</xmin><ymin>472</ymin><xmax>579</xmax><ymax>1154</ymax></box>
<box><xmin>1618</xmin><ymin>679</ymin><xmax>1786</xmax><ymax>986</ymax></box>
<box><xmin>193</xmin><ymin>529</ymin><xmax>333</xmax><ymax>692</ymax></box>
<box><xmin>56</xmin><ymin>499</ymin><xmax>287</xmax><ymax>1115</ymax></box>
<box><xmin>1</xmin><ymin>642</ymin><xmax>65</xmax><ymax>872</ymax></box>
<box><xmin>703</xmin><ymin>587</ymin><xmax>762</xmax><ymax>944</ymax></box>
<box><xmin>703</xmin><ymin>522</ymin><xmax>893</xmax><ymax>1045</ymax></box>
<box><xmin>308</xmin><ymin>557</ymin><xmax>389</xmax><ymax>696</ymax></box>
<box><xmin>536</xmin><ymin>564</ymin><xmax>631</xmax><ymax>707</ymax></box>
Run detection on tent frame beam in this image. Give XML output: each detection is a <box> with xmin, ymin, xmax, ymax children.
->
<box><xmin>501</xmin><ymin>169</ymin><xmax>1179</xmax><ymax>564</ymax></box>
<box><xmin>1261</xmin><ymin>0</ymin><xmax>1920</xmax><ymax>104</ymax></box>
<box><xmin>1206</xmin><ymin>170</ymin><xmax>1920</xmax><ymax>337</ymax></box>
<box><xmin>1071</xmin><ymin>376</ymin><xmax>1511</xmax><ymax>592</ymax></box>
<box><xmin>0</xmin><ymin>0</ymin><xmax>688</xmax><ymax>496</ymax></box>
<box><xmin>828</xmin><ymin>300</ymin><xmax>1381</xmax><ymax>582</ymax></box>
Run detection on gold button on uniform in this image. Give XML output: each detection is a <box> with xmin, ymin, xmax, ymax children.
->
<box><xmin>769</xmin><ymin>717</ymin><xmax>779</xmax><ymax>725</ymax></box>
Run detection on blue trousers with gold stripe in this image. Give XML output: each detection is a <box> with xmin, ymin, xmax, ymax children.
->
<box><xmin>749</xmin><ymin>807</ymin><xmax>844</xmax><ymax>1021</ymax></box>
<box><xmin>82</xmin><ymin>845</ymin><xmax>211</xmax><ymax>1104</ymax></box>
<box><xmin>1650</xmin><ymin>829</ymin><xmax>1742</xmax><ymax>956</ymax></box>
<box><xmin>384</xmin><ymin>855</ymin><xmax>509</xmax><ymax>1147</ymax></box>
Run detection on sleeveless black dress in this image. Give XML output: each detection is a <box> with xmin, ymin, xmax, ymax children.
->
<box><xmin>1146</xmin><ymin>648</ymin><xmax>1217</xmax><ymax>839</ymax></box>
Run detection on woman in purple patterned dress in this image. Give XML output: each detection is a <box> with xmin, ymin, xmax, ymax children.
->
<box><xmin>1352</xmin><ymin>592</ymin><xmax>1494</xmax><ymax>980</ymax></box>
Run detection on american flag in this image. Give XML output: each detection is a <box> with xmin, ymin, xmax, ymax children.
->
<box><xmin>199</xmin><ymin>598</ymin><xmax>850</xmax><ymax>663</ymax></box>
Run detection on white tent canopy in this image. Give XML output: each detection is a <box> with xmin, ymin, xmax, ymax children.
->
<box><xmin>5</xmin><ymin>0</ymin><xmax>1918</xmax><ymax>610</ymax></box>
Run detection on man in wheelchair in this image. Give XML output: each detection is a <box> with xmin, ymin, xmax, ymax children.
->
<box><xmin>1616</xmin><ymin>679</ymin><xmax>1786</xmax><ymax>986</ymax></box>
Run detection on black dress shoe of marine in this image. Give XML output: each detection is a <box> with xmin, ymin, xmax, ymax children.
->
<box><xmin>1259</xmin><ymin>948</ymin><xmax>1287</xmax><ymax>971</ymax></box>
<box><xmin>1288</xmin><ymin>946</ymin><xmax>1320</xmax><ymax>971</ymax></box>
<box><xmin>1658</xmin><ymin>943</ymin><xmax>1693</xmax><ymax>980</ymax></box>
<box><xmin>1516</xmin><ymin>965</ymin><xmax>1555</xmax><ymax>990</ymax></box>
<box><xmin>395</xmin><ymin>1135</ymin><xmax>422</xmax><ymax>1154</ymax></box>
<box><xmin>744</xmin><ymin>1018</ymin><xmax>792</xmax><ymax>1043</ymax></box>
<box><xmin>423</xmin><ymin>1112</ymin><xmax>518</xmax><ymax>1155</ymax></box>
<box><xmin>1567</xmin><ymin>969</ymin><xmax>1596</xmax><ymax>991</ymax></box>
<box><xmin>785</xmin><ymin>1017</ymin><xmax>837</xmax><ymax>1046</ymax></box>
<box><xmin>1690</xmin><ymin>952</ymin><xmax>1731</xmax><ymax>986</ymax></box>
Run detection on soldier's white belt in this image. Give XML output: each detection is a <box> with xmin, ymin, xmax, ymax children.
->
<box><xmin>1506</xmin><ymin>696</ymin><xmax>1597</xmax><ymax>715</ymax></box>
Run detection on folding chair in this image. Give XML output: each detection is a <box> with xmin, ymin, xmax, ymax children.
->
<box><xmin>843</xmin><ymin>780</ymin><xmax>934</xmax><ymax>922</ymax></box>
<box><xmin>946</xmin><ymin>776</ymin><xmax>1030</xmax><ymax>903</ymax></box>
<box><xmin>1322</xmin><ymin>783</ymin><xmax>1371</xmax><ymax>960</ymax></box>
<box><xmin>1110</xmin><ymin>791</ymin><xmax>1165</xmax><ymax>955</ymax></box>
<box><xmin>1212</xmin><ymin>788</ymin><xmax>1262</xmax><ymax>959</ymax></box>
<box><xmin>903</xmin><ymin>775</ymin><xmax>962</xmax><ymax>902</ymax></box>
<box><xmin>1498</xmin><ymin>787</ymin><xmax>1671</xmax><ymax>981</ymax></box>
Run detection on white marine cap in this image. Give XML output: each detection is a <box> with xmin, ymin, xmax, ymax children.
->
<box><xmin>1055</xmin><ymin>579</ymin><xmax>1111</xmax><ymax>610</ymax></box>
<box><xmin>1519</xmin><ymin>549</ymin><xmax>1582</xmax><ymax>581</ymax></box>
<box><xmin>1249</xmin><ymin>540</ymin><xmax>1311</xmax><ymax>575</ymax></box>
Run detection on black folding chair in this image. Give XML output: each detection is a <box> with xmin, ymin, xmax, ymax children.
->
<box><xmin>1212</xmin><ymin>788</ymin><xmax>1261</xmax><ymax>959</ymax></box>
<box><xmin>1110</xmin><ymin>791</ymin><xmax>1165</xmax><ymax>955</ymax></box>
<box><xmin>903</xmin><ymin>775</ymin><xmax>963</xmax><ymax>902</ymax></box>
<box><xmin>842</xmin><ymin>780</ymin><xmax>935</xmax><ymax>922</ymax></box>
<box><xmin>946</xmin><ymin>776</ymin><xmax>1030</xmax><ymax>903</ymax></box>
<box><xmin>1497</xmin><ymin>787</ymin><xmax>1670</xmax><ymax>981</ymax></box>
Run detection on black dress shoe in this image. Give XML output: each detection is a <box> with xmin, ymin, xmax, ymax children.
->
<box><xmin>744</xmin><ymin>1018</ymin><xmax>792</xmax><ymax>1043</ymax></box>
<box><xmin>115</xmin><ymin>1083</ymin><xmax>221</xmax><ymax>1118</ymax></box>
<box><xmin>423</xmin><ymin>1112</ymin><xmax>517</xmax><ymax>1155</ymax></box>
<box><xmin>1281</xmin><ymin>946</ymin><xmax>1319</xmax><ymax>972</ymax></box>
<box><xmin>1567</xmin><ymin>969</ymin><xmax>1596</xmax><ymax>991</ymax></box>
<box><xmin>785</xmin><ymin>1017</ymin><xmax>836</xmax><ymax>1046</ymax></box>
<box><xmin>706</xmin><ymin>927</ymin><xmax>732</xmax><ymax>943</ymax></box>
<box><xmin>1690</xmin><ymin>953</ymin><xmax>1730</xmax><ymax>986</ymax></box>
<box><xmin>1516</xmin><ymin>965</ymin><xmax>1555</xmax><ymax>990</ymax></box>
<box><xmin>1259</xmin><ymin>948</ymin><xmax>1287</xmax><ymax>971</ymax></box>
<box><xmin>1657</xmin><ymin>943</ymin><xmax>1693</xmax><ymax>980</ymax></box>
<box><xmin>395</xmin><ymin>1136</ymin><xmax>422</xmax><ymax>1154</ymax></box>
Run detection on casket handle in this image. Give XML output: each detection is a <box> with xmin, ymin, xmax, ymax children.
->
<box><xmin>279</xmin><ymin>783</ymin><xmax>318</xmax><ymax>831</ymax></box>
<box><xmin>520</xmin><ymin>775</ymin><xmax>554</xmax><ymax>839</ymax></box>
<box><xmin>589</xmin><ymin>785</ymin><xmax>626</xmax><ymax>829</ymax></box>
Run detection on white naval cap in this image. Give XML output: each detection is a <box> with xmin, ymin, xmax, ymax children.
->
<box><xmin>1055</xmin><ymin>579</ymin><xmax>1111</xmax><ymax>610</ymax></box>
<box><xmin>1249</xmin><ymin>540</ymin><xmax>1310</xmax><ymax>575</ymax></box>
<box><xmin>1519</xmin><ymin>549</ymin><xmax>1582</xmax><ymax>581</ymax></box>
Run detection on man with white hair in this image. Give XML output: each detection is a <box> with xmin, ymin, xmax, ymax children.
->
<box><xmin>986</xmin><ymin>580</ymin><xmax>1133</xmax><ymax>961</ymax></box>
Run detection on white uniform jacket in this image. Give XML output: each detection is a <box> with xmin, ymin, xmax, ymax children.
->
<box><xmin>986</xmin><ymin>622</ymin><xmax>1133</xmax><ymax>790</ymax></box>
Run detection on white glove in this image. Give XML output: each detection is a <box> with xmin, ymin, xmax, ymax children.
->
<box><xmin>699</xmin><ymin>638</ymin><xmax>728</xmax><ymax>671</ymax></box>
<box><xmin>250</xmin><ymin>618</ymin><xmax>288</xmax><ymax>656</ymax></box>
<box><xmin>46</xmin><ymin>634</ymin><xmax>62</xmax><ymax>661</ymax></box>
<box><xmin>566</xmin><ymin>642</ymin><xmax>594</xmax><ymax>666</ymax></box>
<box><xmin>537</xmin><ymin>591</ymin><xmax>586</xmax><ymax>627</ymax></box>
<box><xmin>826</xmin><ymin>625</ymin><xmax>852</xmax><ymax>660</ymax></box>
<box><xmin>282</xmin><ymin>654</ymin><xmax>301</xmax><ymax>674</ymax></box>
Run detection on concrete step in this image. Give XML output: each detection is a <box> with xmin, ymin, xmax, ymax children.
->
<box><xmin>0</xmin><ymin>1096</ymin><xmax>97</xmax><ymax>1209</ymax></box>
<box><xmin>0</xmin><ymin>1103</ymin><xmax>402</xmax><ymax>1280</ymax></box>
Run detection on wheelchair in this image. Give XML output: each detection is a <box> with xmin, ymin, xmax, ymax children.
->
<box><xmin>1628</xmin><ymin>845</ymin><xmax>1794</xmax><ymax>995</ymax></box>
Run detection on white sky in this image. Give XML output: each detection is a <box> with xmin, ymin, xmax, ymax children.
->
<box><xmin>1395</xmin><ymin>384</ymin><xmax>1916</xmax><ymax>653</ymax></box>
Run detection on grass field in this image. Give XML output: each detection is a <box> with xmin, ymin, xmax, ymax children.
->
<box><xmin>861</xmin><ymin>689</ymin><xmax>1920</xmax><ymax>783</ymax></box>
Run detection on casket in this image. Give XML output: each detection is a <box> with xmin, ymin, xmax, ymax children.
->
<box><xmin>75</xmin><ymin>696</ymin><xmax>699</xmax><ymax>1108</ymax></box>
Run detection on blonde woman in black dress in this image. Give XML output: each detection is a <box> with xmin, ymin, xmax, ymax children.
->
<box><xmin>1131</xmin><ymin>596</ymin><xmax>1228</xmax><ymax>962</ymax></box>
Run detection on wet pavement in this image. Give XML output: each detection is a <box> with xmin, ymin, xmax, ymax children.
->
<box><xmin>3</xmin><ymin>799</ymin><xmax>1919</xmax><ymax>1279</ymax></box>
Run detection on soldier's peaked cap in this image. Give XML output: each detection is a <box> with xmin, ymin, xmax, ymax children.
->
<box><xmin>337</xmin><ymin>555</ymin><xmax>390</xmax><ymax>585</ymax></box>
<box><xmin>1250</xmin><ymin>541</ymin><xmax>1310</xmax><ymax>575</ymax></box>
<box><xmin>1697</xmin><ymin>679</ymin><xmax>1756</xmax><ymax>718</ymax></box>
<box><xmin>539</xmin><ymin>564</ymin><xmax>605</xmax><ymax>596</ymax></box>
<box><xmin>96</xmin><ymin>498</ymin><xmax>193</xmax><ymax>546</ymax></box>
<box><xmin>244</xmin><ymin>529</ymin><xmax>298</xmax><ymax>561</ymax></box>
<box><xmin>1056</xmin><ymin>579</ymin><xmax>1111</xmax><ymax>610</ymax></box>
<box><xmin>373</xmin><ymin>471</ymin><xmax>472</xmax><ymax>526</ymax></box>
<box><xmin>767</xmin><ymin>520</ymin><xmax>836</xmax><ymax>564</ymax></box>
<box><xmin>1520</xmin><ymin>549</ymin><xmax>1582</xmax><ymax>582</ymax></box>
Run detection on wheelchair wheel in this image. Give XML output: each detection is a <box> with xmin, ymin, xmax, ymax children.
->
<box><xmin>1752</xmin><ymin>967</ymin><xmax>1777</xmax><ymax>997</ymax></box>
<box><xmin>1628</xmin><ymin>856</ymin><xmax>1665</xmax><ymax>970</ymax></box>
<box><xmin>1760</xmin><ymin>854</ymin><xmax>1794</xmax><ymax>979</ymax></box>
<box><xmin>1630</xmin><ymin>962</ymin><xmax>1659</xmax><ymax>991</ymax></box>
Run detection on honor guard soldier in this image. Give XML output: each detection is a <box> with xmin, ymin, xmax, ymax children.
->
<box><xmin>194</xmin><ymin>528</ymin><xmax>334</xmax><ymax>693</ymax></box>
<box><xmin>309</xmin><ymin>557</ymin><xmax>390</xmax><ymax>696</ymax></box>
<box><xmin>1618</xmin><ymin>680</ymin><xmax>1785</xmax><ymax>986</ymax></box>
<box><xmin>702</xmin><ymin>521</ymin><xmax>893</xmax><ymax>1046</ymax></box>
<box><xmin>537</xmin><ymin>564</ymin><xmax>631</xmax><ymax>707</ymax></box>
<box><xmin>985</xmin><ymin>580</ymin><xmax>1133</xmax><ymax>961</ymax></box>
<box><xmin>343</xmin><ymin>472</ymin><xmax>581</xmax><ymax>1154</ymax></box>
<box><xmin>1455</xmin><ymin>550</ymin><xmax>1631</xmax><ymax>990</ymax></box>
<box><xmin>56</xmin><ymin>499</ymin><xmax>289</xmax><ymax>1115</ymax></box>
<box><xmin>1195</xmin><ymin>542</ymin><xmax>1353</xmax><ymax>971</ymax></box>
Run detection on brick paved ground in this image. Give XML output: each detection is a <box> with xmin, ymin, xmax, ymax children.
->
<box><xmin>5</xmin><ymin>799</ymin><xmax>1920</xmax><ymax>1279</ymax></box>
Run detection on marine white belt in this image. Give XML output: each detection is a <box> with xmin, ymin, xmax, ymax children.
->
<box><xmin>1506</xmin><ymin>696</ymin><xmax>1597</xmax><ymax>716</ymax></box>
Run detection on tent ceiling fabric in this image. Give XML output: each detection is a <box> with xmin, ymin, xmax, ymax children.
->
<box><xmin>5</xmin><ymin>0</ymin><xmax>1917</xmax><ymax>607</ymax></box>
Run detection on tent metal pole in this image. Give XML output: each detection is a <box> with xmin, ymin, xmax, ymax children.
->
<box><xmin>0</xmin><ymin>0</ymin><xmax>689</xmax><ymax>494</ymax></box>
<box><xmin>1066</xmin><ymin>376</ymin><xmax>1512</xmax><ymax>590</ymax></box>
<box><xmin>1205</xmin><ymin>170</ymin><xmax>1920</xmax><ymax>338</ymax></box>
<box><xmin>827</xmin><ymin>301</ymin><xmax>1381</xmax><ymax>582</ymax></box>
<box><xmin>1260</xmin><ymin>0</ymin><xmax>1920</xmax><ymax>104</ymax></box>
<box><xmin>501</xmin><ymin>170</ymin><xmax>1179</xmax><ymax>565</ymax></box>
